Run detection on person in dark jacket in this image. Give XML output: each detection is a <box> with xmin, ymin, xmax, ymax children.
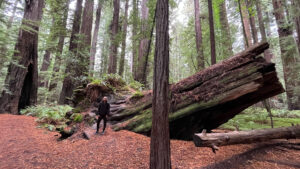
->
<box><xmin>96</xmin><ymin>97</ymin><xmax>110</xmax><ymax>134</ymax></box>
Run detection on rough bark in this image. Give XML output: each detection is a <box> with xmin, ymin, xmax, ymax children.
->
<box><xmin>238</xmin><ymin>0</ymin><xmax>252</xmax><ymax>48</ymax></box>
<box><xmin>78</xmin><ymin>0</ymin><xmax>94</xmax><ymax>78</ymax></box>
<box><xmin>118</xmin><ymin>0</ymin><xmax>129</xmax><ymax>77</ymax></box>
<box><xmin>208</xmin><ymin>0</ymin><xmax>216</xmax><ymax>65</ymax></box>
<box><xmin>108</xmin><ymin>0</ymin><xmax>120</xmax><ymax>74</ymax></box>
<box><xmin>256</xmin><ymin>0</ymin><xmax>273</xmax><ymax>62</ymax></box>
<box><xmin>131</xmin><ymin>0</ymin><xmax>139</xmax><ymax>78</ymax></box>
<box><xmin>150</xmin><ymin>0</ymin><xmax>171</xmax><ymax>167</ymax></box>
<box><xmin>49</xmin><ymin>0</ymin><xmax>70</xmax><ymax>91</ymax></box>
<box><xmin>246</xmin><ymin>0</ymin><xmax>258</xmax><ymax>44</ymax></box>
<box><xmin>90</xmin><ymin>0</ymin><xmax>102</xmax><ymax>76</ymax></box>
<box><xmin>59</xmin><ymin>0</ymin><xmax>83</xmax><ymax>104</ymax></box>
<box><xmin>194</xmin><ymin>0</ymin><xmax>204</xmax><ymax>70</ymax></box>
<box><xmin>110</xmin><ymin>42</ymin><xmax>284</xmax><ymax>140</ymax></box>
<box><xmin>193</xmin><ymin>125</ymin><xmax>300</xmax><ymax>150</ymax></box>
<box><xmin>0</xmin><ymin>0</ymin><xmax>44</xmax><ymax>114</ymax></box>
<box><xmin>272</xmin><ymin>0</ymin><xmax>300</xmax><ymax>110</ymax></box>
<box><xmin>135</xmin><ymin>0</ymin><xmax>151</xmax><ymax>84</ymax></box>
<box><xmin>219</xmin><ymin>0</ymin><xmax>233</xmax><ymax>58</ymax></box>
<box><xmin>291</xmin><ymin>0</ymin><xmax>300</xmax><ymax>52</ymax></box>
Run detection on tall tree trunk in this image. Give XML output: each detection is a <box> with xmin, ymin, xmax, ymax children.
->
<box><xmin>256</xmin><ymin>0</ymin><xmax>273</xmax><ymax>62</ymax></box>
<box><xmin>150</xmin><ymin>0</ymin><xmax>171</xmax><ymax>167</ymax></box>
<box><xmin>108</xmin><ymin>0</ymin><xmax>120</xmax><ymax>74</ymax></box>
<box><xmin>291</xmin><ymin>0</ymin><xmax>300</xmax><ymax>52</ymax></box>
<box><xmin>219</xmin><ymin>0</ymin><xmax>233</xmax><ymax>58</ymax></box>
<box><xmin>272</xmin><ymin>0</ymin><xmax>300</xmax><ymax>110</ymax></box>
<box><xmin>78</xmin><ymin>0</ymin><xmax>94</xmax><ymax>79</ymax></box>
<box><xmin>208</xmin><ymin>0</ymin><xmax>216</xmax><ymax>65</ymax></box>
<box><xmin>131</xmin><ymin>0</ymin><xmax>139</xmax><ymax>78</ymax></box>
<box><xmin>135</xmin><ymin>0</ymin><xmax>151</xmax><ymax>84</ymax></box>
<box><xmin>59</xmin><ymin>0</ymin><xmax>83</xmax><ymax>104</ymax></box>
<box><xmin>90</xmin><ymin>0</ymin><xmax>102</xmax><ymax>76</ymax></box>
<box><xmin>238</xmin><ymin>0</ymin><xmax>252</xmax><ymax>48</ymax></box>
<box><xmin>0</xmin><ymin>0</ymin><xmax>44</xmax><ymax>114</ymax></box>
<box><xmin>194</xmin><ymin>0</ymin><xmax>204</xmax><ymax>70</ymax></box>
<box><xmin>246</xmin><ymin>0</ymin><xmax>258</xmax><ymax>44</ymax></box>
<box><xmin>118</xmin><ymin>0</ymin><xmax>129</xmax><ymax>76</ymax></box>
<box><xmin>49</xmin><ymin>0</ymin><xmax>70</xmax><ymax>92</ymax></box>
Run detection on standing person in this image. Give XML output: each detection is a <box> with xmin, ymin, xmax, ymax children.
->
<box><xmin>96</xmin><ymin>97</ymin><xmax>110</xmax><ymax>134</ymax></box>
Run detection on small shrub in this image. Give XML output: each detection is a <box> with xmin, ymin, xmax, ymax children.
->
<box><xmin>132</xmin><ymin>91</ymin><xmax>144</xmax><ymax>98</ymax></box>
<box><xmin>129</xmin><ymin>81</ymin><xmax>144</xmax><ymax>91</ymax></box>
<box><xmin>71</xmin><ymin>113</ymin><xmax>83</xmax><ymax>123</ymax></box>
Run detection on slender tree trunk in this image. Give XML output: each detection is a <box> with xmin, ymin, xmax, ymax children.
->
<box><xmin>118</xmin><ymin>0</ymin><xmax>129</xmax><ymax>76</ymax></box>
<box><xmin>90</xmin><ymin>0</ymin><xmax>102</xmax><ymax>76</ymax></box>
<box><xmin>208</xmin><ymin>0</ymin><xmax>216</xmax><ymax>65</ymax></box>
<box><xmin>219</xmin><ymin>0</ymin><xmax>233</xmax><ymax>58</ymax></box>
<box><xmin>49</xmin><ymin>0</ymin><xmax>70</xmax><ymax>91</ymax></box>
<box><xmin>291</xmin><ymin>0</ymin><xmax>300</xmax><ymax>52</ymax></box>
<box><xmin>194</xmin><ymin>0</ymin><xmax>204</xmax><ymax>70</ymax></box>
<box><xmin>108</xmin><ymin>0</ymin><xmax>120</xmax><ymax>74</ymax></box>
<box><xmin>0</xmin><ymin>0</ymin><xmax>44</xmax><ymax>114</ymax></box>
<box><xmin>59</xmin><ymin>0</ymin><xmax>83</xmax><ymax>104</ymax></box>
<box><xmin>135</xmin><ymin>0</ymin><xmax>151</xmax><ymax>84</ymax></box>
<box><xmin>78</xmin><ymin>0</ymin><xmax>94</xmax><ymax>79</ymax></box>
<box><xmin>238</xmin><ymin>0</ymin><xmax>252</xmax><ymax>48</ymax></box>
<box><xmin>150</xmin><ymin>0</ymin><xmax>171</xmax><ymax>167</ymax></box>
<box><xmin>272</xmin><ymin>0</ymin><xmax>300</xmax><ymax>110</ymax></box>
<box><xmin>256</xmin><ymin>0</ymin><xmax>273</xmax><ymax>62</ymax></box>
<box><xmin>131</xmin><ymin>0</ymin><xmax>139</xmax><ymax>78</ymax></box>
<box><xmin>246</xmin><ymin>0</ymin><xmax>258</xmax><ymax>44</ymax></box>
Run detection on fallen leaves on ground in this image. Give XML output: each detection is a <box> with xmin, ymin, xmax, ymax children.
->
<box><xmin>0</xmin><ymin>114</ymin><xmax>299</xmax><ymax>169</ymax></box>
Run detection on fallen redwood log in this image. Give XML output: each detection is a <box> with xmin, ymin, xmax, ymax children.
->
<box><xmin>193</xmin><ymin>125</ymin><xmax>300</xmax><ymax>152</ymax></box>
<box><xmin>109</xmin><ymin>42</ymin><xmax>284</xmax><ymax>140</ymax></box>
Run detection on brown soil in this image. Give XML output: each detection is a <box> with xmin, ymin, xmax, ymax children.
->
<box><xmin>0</xmin><ymin>114</ymin><xmax>299</xmax><ymax>169</ymax></box>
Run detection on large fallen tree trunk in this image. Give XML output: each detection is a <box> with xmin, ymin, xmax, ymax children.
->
<box><xmin>110</xmin><ymin>42</ymin><xmax>284</xmax><ymax>140</ymax></box>
<box><xmin>193</xmin><ymin>125</ymin><xmax>300</xmax><ymax>152</ymax></box>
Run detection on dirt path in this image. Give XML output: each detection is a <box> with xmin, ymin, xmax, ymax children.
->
<box><xmin>0</xmin><ymin>114</ymin><xmax>299</xmax><ymax>169</ymax></box>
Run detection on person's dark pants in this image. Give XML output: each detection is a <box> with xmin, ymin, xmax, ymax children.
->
<box><xmin>96</xmin><ymin>115</ymin><xmax>107</xmax><ymax>132</ymax></box>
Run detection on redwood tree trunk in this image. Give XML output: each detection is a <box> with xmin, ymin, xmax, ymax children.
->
<box><xmin>219</xmin><ymin>0</ymin><xmax>233</xmax><ymax>58</ymax></box>
<box><xmin>272</xmin><ymin>0</ymin><xmax>300</xmax><ymax>110</ymax></box>
<box><xmin>238</xmin><ymin>0</ymin><xmax>252</xmax><ymax>48</ymax></box>
<box><xmin>150</xmin><ymin>0</ymin><xmax>171</xmax><ymax>168</ymax></box>
<box><xmin>194</xmin><ymin>0</ymin><xmax>205</xmax><ymax>70</ymax></box>
<box><xmin>0</xmin><ymin>0</ymin><xmax>44</xmax><ymax>114</ymax></box>
<box><xmin>208</xmin><ymin>0</ymin><xmax>216</xmax><ymax>65</ymax></box>
<box><xmin>78</xmin><ymin>0</ymin><xmax>94</xmax><ymax>78</ymax></box>
<box><xmin>246</xmin><ymin>0</ymin><xmax>258</xmax><ymax>44</ymax></box>
<box><xmin>136</xmin><ymin>0</ymin><xmax>151</xmax><ymax>84</ymax></box>
<box><xmin>108</xmin><ymin>0</ymin><xmax>120</xmax><ymax>74</ymax></box>
<box><xmin>90</xmin><ymin>0</ymin><xmax>102</xmax><ymax>76</ymax></box>
<box><xmin>131</xmin><ymin>0</ymin><xmax>139</xmax><ymax>79</ymax></box>
<box><xmin>59</xmin><ymin>0</ymin><xmax>83</xmax><ymax>104</ymax></box>
<box><xmin>291</xmin><ymin>0</ymin><xmax>300</xmax><ymax>52</ymax></box>
<box><xmin>118</xmin><ymin>0</ymin><xmax>129</xmax><ymax>76</ymax></box>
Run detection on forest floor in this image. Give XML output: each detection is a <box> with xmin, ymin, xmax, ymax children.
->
<box><xmin>0</xmin><ymin>114</ymin><xmax>300</xmax><ymax>169</ymax></box>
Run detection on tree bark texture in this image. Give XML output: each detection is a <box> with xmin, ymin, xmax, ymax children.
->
<box><xmin>131</xmin><ymin>0</ymin><xmax>139</xmax><ymax>79</ymax></box>
<box><xmin>194</xmin><ymin>125</ymin><xmax>300</xmax><ymax>148</ymax></box>
<box><xmin>150</xmin><ymin>0</ymin><xmax>171</xmax><ymax>167</ymax></box>
<box><xmin>110</xmin><ymin>42</ymin><xmax>284</xmax><ymax>140</ymax></box>
<box><xmin>90</xmin><ymin>0</ymin><xmax>102</xmax><ymax>76</ymax></box>
<box><xmin>77</xmin><ymin>0</ymin><xmax>94</xmax><ymax>78</ymax></box>
<box><xmin>135</xmin><ymin>0</ymin><xmax>151</xmax><ymax>84</ymax></box>
<box><xmin>238</xmin><ymin>0</ymin><xmax>252</xmax><ymax>48</ymax></box>
<box><xmin>118</xmin><ymin>0</ymin><xmax>129</xmax><ymax>76</ymax></box>
<box><xmin>194</xmin><ymin>0</ymin><xmax>205</xmax><ymax>70</ymax></box>
<box><xmin>59</xmin><ymin>0</ymin><xmax>83</xmax><ymax>104</ymax></box>
<box><xmin>108</xmin><ymin>0</ymin><xmax>120</xmax><ymax>74</ymax></box>
<box><xmin>219</xmin><ymin>0</ymin><xmax>233</xmax><ymax>58</ymax></box>
<box><xmin>291</xmin><ymin>0</ymin><xmax>300</xmax><ymax>52</ymax></box>
<box><xmin>208</xmin><ymin>0</ymin><xmax>216</xmax><ymax>65</ymax></box>
<box><xmin>272</xmin><ymin>0</ymin><xmax>300</xmax><ymax>110</ymax></box>
<box><xmin>0</xmin><ymin>0</ymin><xmax>44</xmax><ymax>114</ymax></box>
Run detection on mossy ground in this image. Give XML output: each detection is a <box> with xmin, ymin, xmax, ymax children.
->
<box><xmin>220</xmin><ymin>107</ymin><xmax>300</xmax><ymax>130</ymax></box>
